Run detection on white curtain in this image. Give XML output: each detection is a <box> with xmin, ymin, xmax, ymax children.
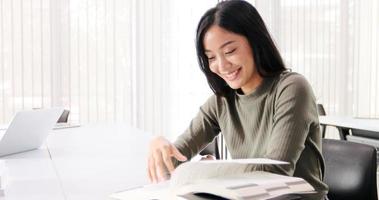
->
<box><xmin>251</xmin><ymin>0</ymin><xmax>379</xmax><ymax>118</ymax></box>
<box><xmin>0</xmin><ymin>0</ymin><xmax>378</xmax><ymax>139</ymax></box>
<box><xmin>0</xmin><ymin>0</ymin><xmax>215</xmax><ymax>139</ymax></box>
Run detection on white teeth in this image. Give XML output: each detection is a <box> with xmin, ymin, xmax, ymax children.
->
<box><xmin>224</xmin><ymin>69</ymin><xmax>239</xmax><ymax>80</ymax></box>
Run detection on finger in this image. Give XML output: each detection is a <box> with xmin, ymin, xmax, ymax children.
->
<box><xmin>200</xmin><ymin>154</ymin><xmax>216</xmax><ymax>161</ymax></box>
<box><xmin>149</xmin><ymin>155</ymin><xmax>158</xmax><ymax>183</ymax></box>
<box><xmin>149</xmin><ymin>156</ymin><xmax>157</xmax><ymax>183</ymax></box>
<box><xmin>170</xmin><ymin>145</ymin><xmax>187</xmax><ymax>161</ymax></box>
<box><xmin>162</xmin><ymin>146</ymin><xmax>175</xmax><ymax>173</ymax></box>
<box><xmin>154</xmin><ymin>150</ymin><xmax>168</xmax><ymax>182</ymax></box>
<box><xmin>147</xmin><ymin>157</ymin><xmax>153</xmax><ymax>183</ymax></box>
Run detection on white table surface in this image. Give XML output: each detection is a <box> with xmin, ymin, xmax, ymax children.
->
<box><xmin>319</xmin><ymin>116</ymin><xmax>379</xmax><ymax>132</ymax></box>
<box><xmin>0</xmin><ymin>123</ymin><xmax>153</xmax><ymax>200</ymax></box>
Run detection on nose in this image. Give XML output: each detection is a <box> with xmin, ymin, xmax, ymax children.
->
<box><xmin>217</xmin><ymin>55</ymin><xmax>231</xmax><ymax>72</ymax></box>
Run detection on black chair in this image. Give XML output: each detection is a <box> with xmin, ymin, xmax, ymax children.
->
<box><xmin>199</xmin><ymin>137</ymin><xmax>220</xmax><ymax>159</ymax></box>
<box><xmin>57</xmin><ymin>109</ymin><xmax>70</xmax><ymax>123</ymax></box>
<box><xmin>317</xmin><ymin>104</ymin><xmax>327</xmax><ymax>138</ymax></box>
<box><xmin>322</xmin><ymin>139</ymin><xmax>378</xmax><ymax>200</ymax></box>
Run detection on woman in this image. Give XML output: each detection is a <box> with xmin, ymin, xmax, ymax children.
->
<box><xmin>147</xmin><ymin>0</ymin><xmax>328</xmax><ymax>196</ymax></box>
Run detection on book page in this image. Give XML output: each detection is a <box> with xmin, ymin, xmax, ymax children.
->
<box><xmin>175</xmin><ymin>171</ymin><xmax>315</xmax><ymax>200</ymax></box>
<box><xmin>170</xmin><ymin>158</ymin><xmax>288</xmax><ymax>188</ymax></box>
<box><xmin>199</xmin><ymin>158</ymin><xmax>289</xmax><ymax>165</ymax></box>
<box><xmin>110</xmin><ymin>159</ymin><xmax>291</xmax><ymax>200</ymax></box>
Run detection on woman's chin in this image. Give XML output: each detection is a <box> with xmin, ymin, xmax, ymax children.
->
<box><xmin>225</xmin><ymin>79</ymin><xmax>242</xmax><ymax>89</ymax></box>
<box><xmin>227</xmin><ymin>83</ymin><xmax>241</xmax><ymax>90</ymax></box>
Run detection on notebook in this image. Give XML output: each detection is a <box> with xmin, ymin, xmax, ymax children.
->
<box><xmin>0</xmin><ymin>108</ymin><xmax>64</xmax><ymax>157</ymax></box>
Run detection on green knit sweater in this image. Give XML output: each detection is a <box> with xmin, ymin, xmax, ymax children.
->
<box><xmin>174</xmin><ymin>71</ymin><xmax>328</xmax><ymax>193</ymax></box>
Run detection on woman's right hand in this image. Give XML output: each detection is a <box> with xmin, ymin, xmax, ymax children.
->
<box><xmin>147</xmin><ymin>136</ymin><xmax>187</xmax><ymax>183</ymax></box>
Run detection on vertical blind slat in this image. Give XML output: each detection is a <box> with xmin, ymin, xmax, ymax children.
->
<box><xmin>1</xmin><ymin>0</ymin><xmax>379</xmax><ymax>138</ymax></box>
<box><xmin>0</xmin><ymin>0</ymin><xmax>4</xmax><ymax>121</ymax></box>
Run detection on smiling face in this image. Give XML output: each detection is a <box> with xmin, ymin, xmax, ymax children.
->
<box><xmin>203</xmin><ymin>25</ymin><xmax>263</xmax><ymax>94</ymax></box>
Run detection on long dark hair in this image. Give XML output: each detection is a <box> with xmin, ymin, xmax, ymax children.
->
<box><xmin>196</xmin><ymin>0</ymin><xmax>286</xmax><ymax>97</ymax></box>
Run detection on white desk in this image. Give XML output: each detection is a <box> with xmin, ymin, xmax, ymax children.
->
<box><xmin>1</xmin><ymin>123</ymin><xmax>153</xmax><ymax>200</ymax></box>
<box><xmin>319</xmin><ymin>116</ymin><xmax>379</xmax><ymax>140</ymax></box>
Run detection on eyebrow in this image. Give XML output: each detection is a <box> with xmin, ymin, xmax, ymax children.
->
<box><xmin>205</xmin><ymin>40</ymin><xmax>235</xmax><ymax>53</ymax></box>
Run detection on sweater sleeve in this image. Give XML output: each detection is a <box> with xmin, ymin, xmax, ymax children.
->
<box><xmin>250</xmin><ymin>74</ymin><xmax>318</xmax><ymax>176</ymax></box>
<box><xmin>173</xmin><ymin>95</ymin><xmax>221</xmax><ymax>164</ymax></box>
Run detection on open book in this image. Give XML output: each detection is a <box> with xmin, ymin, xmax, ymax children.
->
<box><xmin>110</xmin><ymin>159</ymin><xmax>316</xmax><ymax>200</ymax></box>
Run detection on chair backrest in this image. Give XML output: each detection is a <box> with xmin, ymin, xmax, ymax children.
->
<box><xmin>317</xmin><ymin>104</ymin><xmax>326</xmax><ymax>116</ymax></box>
<box><xmin>322</xmin><ymin>139</ymin><xmax>378</xmax><ymax>200</ymax></box>
<box><xmin>57</xmin><ymin>109</ymin><xmax>70</xmax><ymax>123</ymax></box>
<box><xmin>199</xmin><ymin>137</ymin><xmax>220</xmax><ymax>159</ymax></box>
<box><xmin>317</xmin><ymin>104</ymin><xmax>327</xmax><ymax>138</ymax></box>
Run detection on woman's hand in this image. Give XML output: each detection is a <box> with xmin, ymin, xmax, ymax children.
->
<box><xmin>200</xmin><ymin>154</ymin><xmax>216</xmax><ymax>160</ymax></box>
<box><xmin>147</xmin><ymin>136</ymin><xmax>187</xmax><ymax>183</ymax></box>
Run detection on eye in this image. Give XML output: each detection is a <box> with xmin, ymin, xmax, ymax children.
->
<box><xmin>207</xmin><ymin>56</ymin><xmax>215</xmax><ymax>62</ymax></box>
<box><xmin>225</xmin><ymin>48</ymin><xmax>236</xmax><ymax>55</ymax></box>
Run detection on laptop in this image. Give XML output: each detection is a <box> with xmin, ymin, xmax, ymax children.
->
<box><xmin>0</xmin><ymin>108</ymin><xmax>64</xmax><ymax>157</ymax></box>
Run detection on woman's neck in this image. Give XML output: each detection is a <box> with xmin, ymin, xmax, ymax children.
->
<box><xmin>241</xmin><ymin>74</ymin><xmax>264</xmax><ymax>95</ymax></box>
